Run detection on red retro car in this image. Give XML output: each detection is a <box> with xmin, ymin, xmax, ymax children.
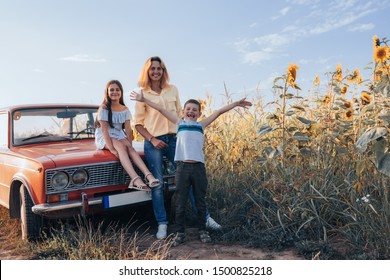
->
<box><xmin>0</xmin><ymin>104</ymin><xmax>175</xmax><ymax>240</ymax></box>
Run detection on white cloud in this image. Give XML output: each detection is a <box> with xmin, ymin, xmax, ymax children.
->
<box><xmin>348</xmin><ymin>23</ymin><xmax>375</xmax><ymax>32</ymax></box>
<box><xmin>254</xmin><ymin>33</ymin><xmax>293</xmax><ymax>47</ymax></box>
<box><xmin>58</xmin><ymin>54</ymin><xmax>107</xmax><ymax>63</ymax></box>
<box><xmin>272</xmin><ymin>6</ymin><xmax>291</xmax><ymax>20</ymax></box>
<box><xmin>249</xmin><ymin>22</ymin><xmax>257</xmax><ymax>28</ymax></box>
<box><xmin>242</xmin><ymin>49</ymin><xmax>274</xmax><ymax>64</ymax></box>
<box><xmin>280</xmin><ymin>7</ymin><xmax>291</xmax><ymax>16</ymax></box>
<box><xmin>32</xmin><ymin>68</ymin><xmax>43</xmax><ymax>73</ymax></box>
<box><xmin>286</xmin><ymin>0</ymin><xmax>307</xmax><ymax>4</ymax></box>
<box><xmin>234</xmin><ymin>0</ymin><xmax>383</xmax><ymax>65</ymax></box>
<box><xmin>298</xmin><ymin>59</ymin><xmax>310</xmax><ymax>65</ymax></box>
<box><xmin>233</xmin><ymin>38</ymin><xmax>251</xmax><ymax>53</ymax></box>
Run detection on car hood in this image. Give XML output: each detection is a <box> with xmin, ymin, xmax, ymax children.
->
<box><xmin>11</xmin><ymin>141</ymin><xmax>144</xmax><ymax>168</ymax></box>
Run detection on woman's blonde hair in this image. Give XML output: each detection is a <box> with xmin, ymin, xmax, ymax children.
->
<box><xmin>137</xmin><ymin>56</ymin><xmax>170</xmax><ymax>90</ymax></box>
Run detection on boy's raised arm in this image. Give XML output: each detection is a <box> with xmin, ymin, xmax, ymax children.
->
<box><xmin>201</xmin><ymin>98</ymin><xmax>252</xmax><ymax>128</ymax></box>
<box><xmin>130</xmin><ymin>90</ymin><xmax>179</xmax><ymax>125</ymax></box>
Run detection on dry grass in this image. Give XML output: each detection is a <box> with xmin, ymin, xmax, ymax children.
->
<box><xmin>0</xmin><ymin>207</ymin><xmax>32</xmax><ymax>259</ymax></box>
<box><xmin>201</xmin><ymin>35</ymin><xmax>390</xmax><ymax>259</ymax></box>
<box><xmin>1</xmin><ymin>35</ymin><xmax>389</xmax><ymax>260</ymax></box>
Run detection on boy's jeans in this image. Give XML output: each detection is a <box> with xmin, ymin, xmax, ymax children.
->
<box><xmin>188</xmin><ymin>186</ymin><xmax>210</xmax><ymax>219</ymax></box>
<box><xmin>175</xmin><ymin>161</ymin><xmax>208</xmax><ymax>233</ymax></box>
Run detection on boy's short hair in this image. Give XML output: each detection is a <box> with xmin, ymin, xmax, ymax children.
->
<box><xmin>183</xmin><ymin>99</ymin><xmax>201</xmax><ymax>111</ymax></box>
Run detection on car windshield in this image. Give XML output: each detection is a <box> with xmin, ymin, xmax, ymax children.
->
<box><xmin>12</xmin><ymin>107</ymin><xmax>97</xmax><ymax>145</ymax></box>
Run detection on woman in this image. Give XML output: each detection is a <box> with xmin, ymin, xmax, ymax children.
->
<box><xmin>134</xmin><ymin>57</ymin><xmax>180</xmax><ymax>239</ymax></box>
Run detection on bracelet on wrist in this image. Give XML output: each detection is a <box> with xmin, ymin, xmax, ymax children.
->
<box><xmin>149</xmin><ymin>136</ymin><xmax>154</xmax><ymax>142</ymax></box>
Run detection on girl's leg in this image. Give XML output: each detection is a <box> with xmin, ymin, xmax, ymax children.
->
<box><xmin>122</xmin><ymin>140</ymin><xmax>158</xmax><ymax>183</ymax></box>
<box><xmin>108</xmin><ymin>139</ymin><xmax>144</xmax><ymax>188</ymax></box>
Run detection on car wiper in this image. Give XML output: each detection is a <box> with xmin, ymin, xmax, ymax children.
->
<box><xmin>22</xmin><ymin>133</ymin><xmax>71</xmax><ymax>142</ymax></box>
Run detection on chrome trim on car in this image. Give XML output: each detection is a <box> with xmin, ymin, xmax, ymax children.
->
<box><xmin>45</xmin><ymin>161</ymin><xmax>132</xmax><ymax>194</ymax></box>
<box><xmin>32</xmin><ymin>190</ymin><xmax>154</xmax><ymax>214</ymax></box>
<box><xmin>32</xmin><ymin>197</ymin><xmax>102</xmax><ymax>214</ymax></box>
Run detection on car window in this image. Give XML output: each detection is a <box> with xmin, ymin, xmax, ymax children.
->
<box><xmin>12</xmin><ymin>107</ymin><xmax>97</xmax><ymax>145</ymax></box>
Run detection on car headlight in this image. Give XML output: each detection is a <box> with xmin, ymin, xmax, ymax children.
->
<box><xmin>51</xmin><ymin>171</ymin><xmax>69</xmax><ymax>190</ymax></box>
<box><xmin>72</xmin><ymin>168</ymin><xmax>88</xmax><ymax>186</ymax></box>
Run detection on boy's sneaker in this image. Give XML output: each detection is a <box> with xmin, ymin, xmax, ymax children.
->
<box><xmin>156</xmin><ymin>224</ymin><xmax>167</xmax><ymax>239</ymax></box>
<box><xmin>172</xmin><ymin>232</ymin><xmax>186</xmax><ymax>247</ymax></box>
<box><xmin>206</xmin><ymin>217</ymin><xmax>222</xmax><ymax>230</ymax></box>
<box><xmin>199</xmin><ymin>230</ymin><xmax>212</xmax><ymax>243</ymax></box>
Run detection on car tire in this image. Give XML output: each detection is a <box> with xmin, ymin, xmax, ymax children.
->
<box><xmin>20</xmin><ymin>184</ymin><xmax>42</xmax><ymax>241</ymax></box>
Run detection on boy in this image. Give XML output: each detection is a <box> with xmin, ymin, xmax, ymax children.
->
<box><xmin>130</xmin><ymin>91</ymin><xmax>252</xmax><ymax>245</ymax></box>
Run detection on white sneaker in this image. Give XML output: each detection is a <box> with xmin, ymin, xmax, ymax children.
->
<box><xmin>156</xmin><ymin>224</ymin><xmax>168</xmax><ymax>239</ymax></box>
<box><xmin>206</xmin><ymin>217</ymin><xmax>222</xmax><ymax>230</ymax></box>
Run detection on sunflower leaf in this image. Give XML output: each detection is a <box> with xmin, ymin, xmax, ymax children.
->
<box><xmin>378</xmin><ymin>153</ymin><xmax>390</xmax><ymax>177</ymax></box>
<box><xmin>356</xmin><ymin>126</ymin><xmax>388</xmax><ymax>153</ymax></box>
<box><xmin>378</xmin><ymin>114</ymin><xmax>390</xmax><ymax>121</ymax></box>
<box><xmin>292</xmin><ymin>132</ymin><xmax>310</xmax><ymax>142</ymax></box>
<box><xmin>296</xmin><ymin>116</ymin><xmax>316</xmax><ymax>125</ymax></box>
<box><xmin>258</xmin><ymin>125</ymin><xmax>275</xmax><ymax>137</ymax></box>
<box><xmin>291</xmin><ymin>105</ymin><xmax>306</xmax><ymax>111</ymax></box>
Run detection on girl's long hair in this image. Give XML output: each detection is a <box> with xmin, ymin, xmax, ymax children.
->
<box><xmin>137</xmin><ymin>56</ymin><xmax>170</xmax><ymax>90</ymax></box>
<box><xmin>95</xmin><ymin>80</ymin><xmax>125</xmax><ymax>128</ymax></box>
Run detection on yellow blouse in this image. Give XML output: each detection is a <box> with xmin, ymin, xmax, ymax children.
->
<box><xmin>134</xmin><ymin>84</ymin><xmax>182</xmax><ymax>137</ymax></box>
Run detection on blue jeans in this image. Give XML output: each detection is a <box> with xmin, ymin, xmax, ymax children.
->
<box><xmin>144</xmin><ymin>134</ymin><xmax>176</xmax><ymax>225</ymax></box>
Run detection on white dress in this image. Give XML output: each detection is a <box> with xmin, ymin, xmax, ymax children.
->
<box><xmin>95</xmin><ymin>108</ymin><xmax>132</xmax><ymax>149</ymax></box>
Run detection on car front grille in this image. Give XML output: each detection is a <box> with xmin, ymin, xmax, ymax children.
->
<box><xmin>45</xmin><ymin>161</ymin><xmax>134</xmax><ymax>194</ymax></box>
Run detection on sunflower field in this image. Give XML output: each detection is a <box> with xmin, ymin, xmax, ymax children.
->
<box><xmin>202</xmin><ymin>35</ymin><xmax>390</xmax><ymax>259</ymax></box>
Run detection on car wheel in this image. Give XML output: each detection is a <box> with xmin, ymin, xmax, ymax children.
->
<box><xmin>20</xmin><ymin>184</ymin><xmax>42</xmax><ymax>241</ymax></box>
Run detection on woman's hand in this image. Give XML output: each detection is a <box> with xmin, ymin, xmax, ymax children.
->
<box><xmin>130</xmin><ymin>90</ymin><xmax>144</xmax><ymax>102</ymax></box>
<box><xmin>151</xmin><ymin>137</ymin><xmax>168</xmax><ymax>150</ymax></box>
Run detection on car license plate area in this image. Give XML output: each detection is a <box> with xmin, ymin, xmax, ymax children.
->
<box><xmin>103</xmin><ymin>191</ymin><xmax>151</xmax><ymax>208</ymax></box>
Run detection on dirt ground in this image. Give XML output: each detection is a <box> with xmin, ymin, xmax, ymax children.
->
<box><xmin>0</xmin><ymin>205</ymin><xmax>304</xmax><ymax>260</ymax></box>
<box><xmin>0</xmin><ymin>238</ymin><xmax>303</xmax><ymax>261</ymax></box>
<box><xmin>0</xmin><ymin>226</ymin><xmax>303</xmax><ymax>260</ymax></box>
<box><xmin>166</xmin><ymin>228</ymin><xmax>303</xmax><ymax>260</ymax></box>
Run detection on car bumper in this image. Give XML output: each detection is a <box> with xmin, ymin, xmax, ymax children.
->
<box><xmin>32</xmin><ymin>191</ymin><xmax>152</xmax><ymax>215</ymax></box>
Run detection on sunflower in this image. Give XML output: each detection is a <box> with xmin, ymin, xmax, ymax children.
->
<box><xmin>361</xmin><ymin>91</ymin><xmax>371</xmax><ymax>105</ymax></box>
<box><xmin>287</xmin><ymin>63</ymin><xmax>299</xmax><ymax>88</ymax></box>
<box><xmin>340</xmin><ymin>85</ymin><xmax>348</xmax><ymax>99</ymax></box>
<box><xmin>347</xmin><ymin>68</ymin><xmax>361</xmax><ymax>83</ymax></box>
<box><xmin>344</xmin><ymin>101</ymin><xmax>352</xmax><ymax>108</ymax></box>
<box><xmin>357</xmin><ymin>75</ymin><xmax>363</xmax><ymax>86</ymax></box>
<box><xmin>307</xmin><ymin>123</ymin><xmax>319</xmax><ymax>136</ymax></box>
<box><xmin>323</xmin><ymin>94</ymin><xmax>331</xmax><ymax>107</ymax></box>
<box><xmin>374</xmin><ymin>45</ymin><xmax>390</xmax><ymax>63</ymax></box>
<box><xmin>314</xmin><ymin>75</ymin><xmax>320</xmax><ymax>87</ymax></box>
<box><xmin>372</xmin><ymin>35</ymin><xmax>380</xmax><ymax>48</ymax></box>
<box><xmin>375</xmin><ymin>72</ymin><xmax>382</xmax><ymax>82</ymax></box>
<box><xmin>345</xmin><ymin>109</ymin><xmax>354</xmax><ymax>121</ymax></box>
<box><xmin>335</xmin><ymin>64</ymin><xmax>343</xmax><ymax>82</ymax></box>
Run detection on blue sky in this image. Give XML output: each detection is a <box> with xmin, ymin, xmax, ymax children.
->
<box><xmin>1</xmin><ymin>0</ymin><xmax>390</xmax><ymax>109</ymax></box>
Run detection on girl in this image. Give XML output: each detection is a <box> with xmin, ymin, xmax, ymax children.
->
<box><xmin>95</xmin><ymin>80</ymin><xmax>159</xmax><ymax>191</ymax></box>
